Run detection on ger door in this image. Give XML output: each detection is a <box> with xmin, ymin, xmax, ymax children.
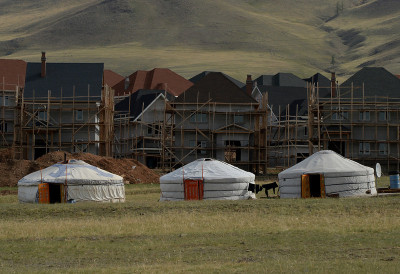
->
<box><xmin>184</xmin><ymin>179</ymin><xmax>204</xmax><ymax>200</ymax></box>
<box><xmin>301</xmin><ymin>174</ymin><xmax>326</xmax><ymax>198</ymax></box>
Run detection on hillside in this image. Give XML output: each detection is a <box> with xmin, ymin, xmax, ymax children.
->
<box><xmin>0</xmin><ymin>0</ymin><xmax>399</xmax><ymax>81</ymax></box>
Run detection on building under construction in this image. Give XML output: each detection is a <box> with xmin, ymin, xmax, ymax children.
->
<box><xmin>308</xmin><ymin>68</ymin><xmax>400</xmax><ymax>173</ymax></box>
<box><xmin>3</xmin><ymin>56</ymin><xmax>400</xmax><ymax>174</ymax></box>
<box><xmin>11</xmin><ymin>53</ymin><xmax>114</xmax><ymax>160</ymax></box>
<box><xmin>122</xmin><ymin>69</ymin><xmax>400</xmax><ymax>173</ymax></box>
<box><xmin>0</xmin><ymin>59</ymin><xmax>26</xmax><ymax>150</ymax></box>
<box><xmin>113</xmin><ymin>72</ymin><xmax>272</xmax><ymax>173</ymax></box>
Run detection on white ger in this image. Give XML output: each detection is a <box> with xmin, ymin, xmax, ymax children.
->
<box><xmin>279</xmin><ymin>150</ymin><xmax>377</xmax><ymax>198</ymax></box>
<box><xmin>160</xmin><ymin>158</ymin><xmax>256</xmax><ymax>201</ymax></box>
<box><xmin>18</xmin><ymin>160</ymin><xmax>125</xmax><ymax>203</ymax></box>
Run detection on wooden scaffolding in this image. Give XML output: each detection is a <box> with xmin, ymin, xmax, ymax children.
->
<box><xmin>13</xmin><ymin>85</ymin><xmax>114</xmax><ymax>160</ymax></box>
<box><xmin>0</xmin><ymin>77</ymin><xmax>23</xmax><ymax>149</ymax></box>
<box><xmin>308</xmin><ymin>83</ymin><xmax>400</xmax><ymax>172</ymax></box>
<box><xmin>113</xmin><ymin>89</ymin><xmax>313</xmax><ymax>173</ymax></box>
<box><xmin>113</xmin><ymin>93</ymin><xmax>172</xmax><ymax>169</ymax></box>
<box><xmin>159</xmin><ymin>96</ymin><xmax>270</xmax><ymax>173</ymax></box>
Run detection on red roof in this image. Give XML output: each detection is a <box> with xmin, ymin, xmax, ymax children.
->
<box><xmin>113</xmin><ymin>68</ymin><xmax>193</xmax><ymax>96</ymax></box>
<box><xmin>0</xmin><ymin>59</ymin><xmax>27</xmax><ymax>90</ymax></box>
<box><xmin>396</xmin><ymin>75</ymin><xmax>400</xmax><ymax>79</ymax></box>
<box><xmin>104</xmin><ymin>69</ymin><xmax>124</xmax><ymax>88</ymax></box>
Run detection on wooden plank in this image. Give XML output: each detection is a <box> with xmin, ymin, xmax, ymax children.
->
<box><xmin>377</xmin><ymin>188</ymin><xmax>400</xmax><ymax>193</ymax></box>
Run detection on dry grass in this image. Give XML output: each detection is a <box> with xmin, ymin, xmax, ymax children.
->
<box><xmin>1</xmin><ymin>180</ymin><xmax>400</xmax><ymax>273</ymax></box>
<box><xmin>1</xmin><ymin>0</ymin><xmax>399</xmax><ymax>81</ymax></box>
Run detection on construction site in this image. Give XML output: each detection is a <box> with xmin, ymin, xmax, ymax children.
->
<box><xmin>1</xmin><ymin>85</ymin><xmax>114</xmax><ymax>161</ymax></box>
<box><xmin>308</xmin><ymin>83</ymin><xmax>400</xmax><ymax>173</ymax></box>
<box><xmin>112</xmin><ymin>91</ymin><xmax>307</xmax><ymax>174</ymax></box>
<box><xmin>2</xmin><ymin>67</ymin><xmax>400</xmax><ymax>176</ymax></box>
<box><xmin>113</xmin><ymin>80</ymin><xmax>400</xmax><ymax>175</ymax></box>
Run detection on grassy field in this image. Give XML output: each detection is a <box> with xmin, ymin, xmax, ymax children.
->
<box><xmin>1</xmin><ymin>178</ymin><xmax>400</xmax><ymax>273</ymax></box>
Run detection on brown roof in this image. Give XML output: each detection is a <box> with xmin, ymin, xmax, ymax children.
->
<box><xmin>113</xmin><ymin>68</ymin><xmax>193</xmax><ymax>96</ymax></box>
<box><xmin>104</xmin><ymin>69</ymin><xmax>124</xmax><ymax>88</ymax></box>
<box><xmin>175</xmin><ymin>72</ymin><xmax>258</xmax><ymax>104</ymax></box>
<box><xmin>0</xmin><ymin>59</ymin><xmax>27</xmax><ymax>90</ymax></box>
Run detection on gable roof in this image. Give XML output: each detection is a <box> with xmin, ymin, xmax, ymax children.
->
<box><xmin>175</xmin><ymin>72</ymin><xmax>257</xmax><ymax>104</ymax></box>
<box><xmin>115</xmin><ymin>89</ymin><xmax>167</xmax><ymax>120</ymax></box>
<box><xmin>303</xmin><ymin>73</ymin><xmax>331</xmax><ymax>88</ymax></box>
<box><xmin>190</xmin><ymin>71</ymin><xmax>245</xmax><ymax>88</ymax></box>
<box><xmin>24</xmin><ymin>62</ymin><xmax>104</xmax><ymax>100</ymax></box>
<box><xmin>113</xmin><ymin>68</ymin><xmax>193</xmax><ymax>97</ymax></box>
<box><xmin>0</xmin><ymin>59</ymin><xmax>27</xmax><ymax>90</ymax></box>
<box><xmin>340</xmin><ymin>67</ymin><xmax>400</xmax><ymax>99</ymax></box>
<box><xmin>255</xmin><ymin>73</ymin><xmax>331</xmax><ymax>117</ymax></box>
<box><xmin>262</xmin><ymin>86</ymin><xmax>308</xmax><ymax>116</ymax></box>
<box><xmin>213</xmin><ymin>124</ymin><xmax>253</xmax><ymax>133</ymax></box>
<box><xmin>303</xmin><ymin>72</ymin><xmax>332</xmax><ymax>100</ymax></box>
<box><xmin>255</xmin><ymin>73</ymin><xmax>306</xmax><ymax>87</ymax></box>
<box><xmin>274</xmin><ymin>73</ymin><xmax>307</xmax><ymax>87</ymax></box>
<box><xmin>254</xmin><ymin>75</ymin><xmax>273</xmax><ymax>86</ymax></box>
<box><xmin>104</xmin><ymin>69</ymin><xmax>124</xmax><ymax>88</ymax></box>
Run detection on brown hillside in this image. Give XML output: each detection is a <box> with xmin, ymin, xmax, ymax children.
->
<box><xmin>1</xmin><ymin>0</ymin><xmax>399</xmax><ymax>81</ymax></box>
<box><xmin>0</xmin><ymin>149</ymin><xmax>160</xmax><ymax>187</ymax></box>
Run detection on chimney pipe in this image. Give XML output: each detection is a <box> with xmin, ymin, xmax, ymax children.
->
<box><xmin>331</xmin><ymin>72</ymin><xmax>336</xmax><ymax>97</ymax></box>
<box><xmin>124</xmin><ymin>76</ymin><xmax>130</xmax><ymax>90</ymax></box>
<box><xmin>246</xmin><ymin>74</ymin><xmax>253</xmax><ymax>96</ymax></box>
<box><xmin>41</xmin><ymin>52</ymin><xmax>46</xmax><ymax>78</ymax></box>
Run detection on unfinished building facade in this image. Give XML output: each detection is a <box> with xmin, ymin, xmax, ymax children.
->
<box><xmin>13</xmin><ymin>53</ymin><xmax>114</xmax><ymax>160</ymax></box>
<box><xmin>0</xmin><ymin>59</ymin><xmax>26</xmax><ymax>149</ymax></box>
<box><xmin>113</xmin><ymin>90</ymin><xmax>171</xmax><ymax>168</ymax></box>
<box><xmin>308</xmin><ymin>68</ymin><xmax>400</xmax><ymax>172</ymax></box>
<box><xmin>164</xmin><ymin>72</ymin><xmax>268</xmax><ymax>172</ymax></box>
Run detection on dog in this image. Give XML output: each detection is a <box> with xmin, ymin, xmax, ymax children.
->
<box><xmin>261</xmin><ymin>182</ymin><xmax>279</xmax><ymax>197</ymax></box>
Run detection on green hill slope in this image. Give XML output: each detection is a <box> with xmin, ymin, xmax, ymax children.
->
<box><xmin>0</xmin><ymin>0</ymin><xmax>398</xmax><ymax>81</ymax></box>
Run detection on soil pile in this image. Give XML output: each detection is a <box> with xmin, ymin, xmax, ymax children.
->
<box><xmin>0</xmin><ymin>149</ymin><xmax>160</xmax><ymax>187</ymax></box>
<box><xmin>0</xmin><ymin>148</ymin><xmax>33</xmax><ymax>187</ymax></box>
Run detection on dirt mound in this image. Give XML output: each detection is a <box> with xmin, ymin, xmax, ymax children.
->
<box><xmin>0</xmin><ymin>148</ymin><xmax>33</xmax><ymax>187</ymax></box>
<box><xmin>0</xmin><ymin>149</ymin><xmax>160</xmax><ymax>187</ymax></box>
<box><xmin>69</xmin><ymin>152</ymin><xmax>160</xmax><ymax>184</ymax></box>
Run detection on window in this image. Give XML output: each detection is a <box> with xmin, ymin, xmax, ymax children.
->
<box><xmin>379</xmin><ymin>143</ymin><xmax>388</xmax><ymax>155</ymax></box>
<box><xmin>234</xmin><ymin>115</ymin><xmax>244</xmax><ymax>124</ymax></box>
<box><xmin>0</xmin><ymin>96</ymin><xmax>10</xmax><ymax>106</ymax></box>
<box><xmin>0</xmin><ymin>122</ymin><xmax>7</xmax><ymax>133</ymax></box>
<box><xmin>379</xmin><ymin>111</ymin><xmax>390</xmax><ymax>121</ymax></box>
<box><xmin>148</xmin><ymin>125</ymin><xmax>160</xmax><ymax>136</ymax></box>
<box><xmin>304</xmin><ymin>126</ymin><xmax>308</xmax><ymax>136</ymax></box>
<box><xmin>74</xmin><ymin>140</ymin><xmax>88</xmax><ymax>153</ymax></box>
<box><xmin>359</xmin><ymin>111</ymin><xmax>370</xmax><ymax>121</ymax></box>
<box><xmin>75</xmin><ymin>110</ymin><xmax>83</xmax><ymax>121</ymax></box>
<box><xmin>189</xmin><ymin>113</ymin><xmax>207</xmax><ymax>123</ymax></box>
<box><xmin>189</xmin><ymin>140</ymin><xmax>207</xmax><ymax>155</ymax></box>
<box><xmin>199</xmin><ymin>141</ymin><xmax>207</xmax><ymax>155</ymax></box>
<box><xmin>332</xmin><ymin>107</ymin><xmax>348</xmax><ymax>120</ymax></box>
<box><xmin>359</xmin><ymin>142</ymin><xmax>370</xmax><ymax>155</ymax></box>
<box><xmin>38</xmin><ymin>111</ymin><xmax>47</xmax><ymax>121</ymax></box>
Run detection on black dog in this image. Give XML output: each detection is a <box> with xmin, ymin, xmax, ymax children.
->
<box><xmin>261</xmin><ymin>182</ymin><xmax>279</xmax><ymax>197</ymax></box>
